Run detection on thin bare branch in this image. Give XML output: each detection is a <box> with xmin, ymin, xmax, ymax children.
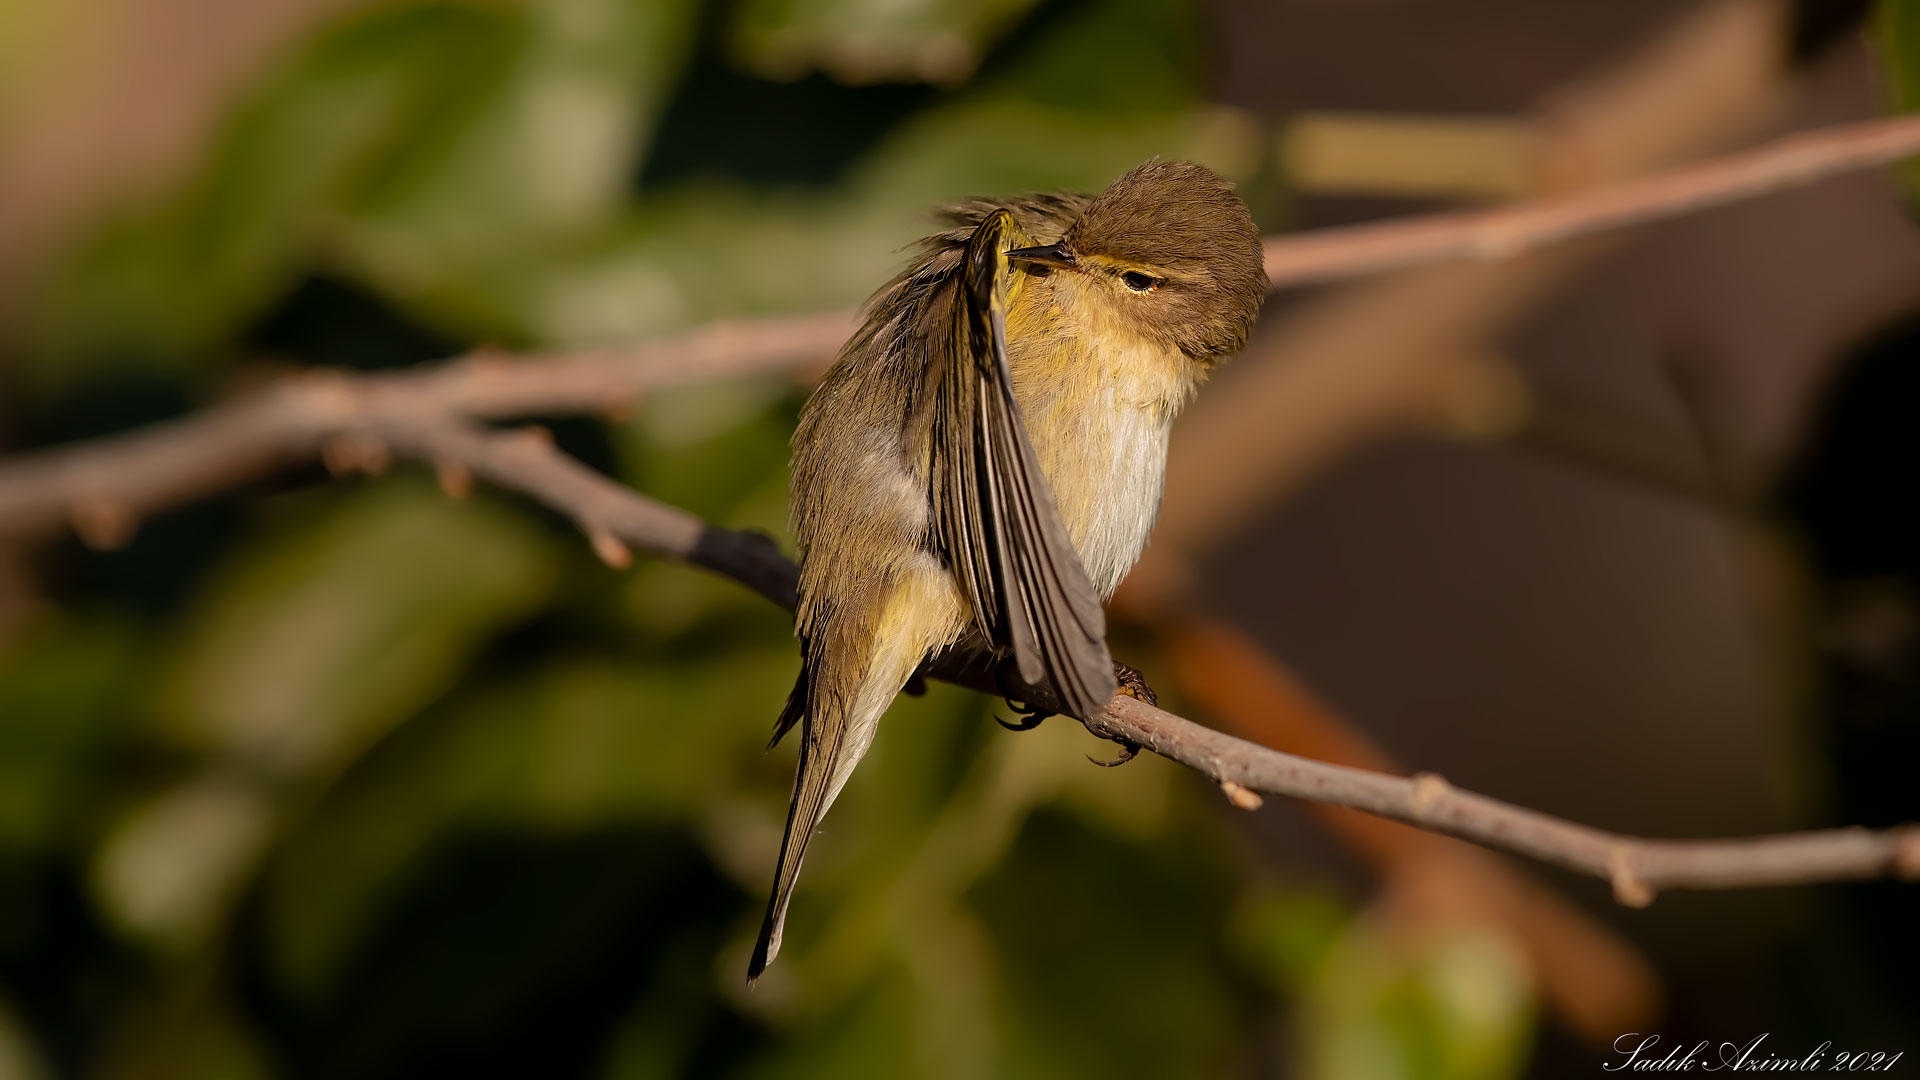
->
<box><xmin>3</xmin><ymin>105</ymin><xmax>1920</xmax><ymax>901</ymax></box>
<box><xmin>1086</xmin><ymin>699</ymin><xmax>1920</xmax><ymax>899</ymax></box>
<box><xmin>0</xmin><ymin>310</ymin><xmax>854</xmax><ymax>542</ymax></box>
<box><xmin>1258</xmin><ymin>112</ymin><xmax>1920</xmax><ymax>288</ymax></box>
<box><xmin>375</xmin><ymin>309</ymin><xmax>857</xmax><ymax>419</ymax></box>
<box><xmin>8</xmin><ymin>111</ymin><xmax>1918</xmax><ymax>540</ymax></box>
<box><xmin>336</xmin><ymin>403</ymin><xmax>1920</xmax><ymax>903</ymax></box>
<box><xmin>370</xmin><ymin>414</ymin><xmax>800</xmax><ymax>611</ymax></box>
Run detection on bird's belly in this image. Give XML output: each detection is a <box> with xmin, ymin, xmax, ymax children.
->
<box><xmin>1018</xmin><ymin>350</ymin><xmax>1187</xmax><ymax>599</ymax></box>
<box><xmin>1059</xmin><ymin>407</ymin><xmax>1170</xmax><ymax>598</ymax></box>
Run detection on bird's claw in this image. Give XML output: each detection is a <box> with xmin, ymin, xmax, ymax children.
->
<box><xmin>1085</xmin><ymin>662</ymin><xmax>1154</xmax><ymax>765</ymax></box>
<box><xmin>1112</xmin><ymin>662</ymin><xmax>1158</xmax><ymax>707</ymax></box>
<box><xmin>990</xmin><ymin>707</ymin><xmax>1052</xmax><ymax>730</ymax></box>
<box><xmin>993</xmin><ymin>664</ymin><xmax>1053</xmax><ymax>732</ymax></box>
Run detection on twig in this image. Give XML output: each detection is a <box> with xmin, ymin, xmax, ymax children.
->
<box><xmin>0</xmin><ymin>341</ymin><xmax>1912</xmax><ymax>898</ymax></box>
<box><xmin>321</xmin><ymin>403</ymin><xmax>1920</xmax><ymax>901</ymax></box>
<box><xmin>1087</xmin><ymin>697</ymin><xmax>1920</xmax><ymax>899</ymax></box>
<box><xmin>3</xmin><ymin>106</ymin><xmax>1920</xmax><ymax>900</ymax></box>
<box><xmin>0</xmin><ymin>309</ymin><xmax>854</xmax><ymax>542</ymax></box>
<box><xmin>1147</xmin><ymin>608</ymin><xmax>1662</xmax><ymax>1040</ymax></box>
<box><xmin>1257</xmin><ymin>113</ymin><xmax>1920</xmax><ymax>288</ymax></box>
<box><xmin>9</xmin><ymin>111</ymin><xmax>1918</xmax><ymax>542</ymax></box>
<box><xmin>371</xmin><ymin>414</ymin><xmax>799</xmax><ymax>611</ymax></box>
<box><xmin>368</xmin><ymin>309</ymin><xmax>857</xmax><ymax>419</ymax></box>
<box><xmin>1148</xmin><ymin>0</ymin><xmax>1824</xmax><ymax>563</ymax></box>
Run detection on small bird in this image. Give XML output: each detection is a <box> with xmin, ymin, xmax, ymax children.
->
<box><xmin>751</xmin><ymin>160</ymin><xmax>1266</xmax><ymax>978</ymax></box>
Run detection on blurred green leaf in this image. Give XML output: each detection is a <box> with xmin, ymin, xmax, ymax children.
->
<box><xmin>0</xmin><ymin>0</ymin><xmax>1397</xmax><ymax>1072</ymax></box>
<box><xmin>261</xmin><ymin>827</ymin><xmax>734</xmax><ymax>1077</ymax></box>
<box><xmin>531</xmin><ymin>100</ymin><xmax>1259</xmax><ymax>348</ymax></box>
<box><xmin>594</xmin><ymin>937</ymin><xmax>723</xmax><ymax>1080</ymax></box>
<box><xmin>0</xmin><ymin>616</ymin><xmax>146</xmax><ymax>851</ymax></box>
<box><xmin>1298</xmin><ymin>919</ymin><xmax>1536</xmax><ymax>1080</ymax></box>
<box><xmin>24</xmin><ymin>0</ymin><xmax>699</xmax><ymax>377</ymax></box>
<box><xmin>619</xmin><ymin>555</ymin><xmax>784</xmax><ymax>642</ymax></box>
<box><xmin>968</xmin><ymin>0</ymin><xmax>1206</xmax><ymax>110</ymax></box>
<box><xmin>259</xmin><ymin>641</ymin><xmax>796</xmax><ymax>1003</ymax></box>
<box><xmin>24</xmin><ymin>0</ymin><xmax>1248</xmax><ymax>368</ymax></box>
<box><xmin>730</xmin><ymin>0</ymin><xmax>1042</xmax><ymax>86</ymax></box>
<box><xmin>757</xmin><ymin>691</ymin><xmax>1052</xmax><ymax>1010</ymax></box>
<box><xmin>735</xmin><ymin>972</ymin><xmax>917</xmax><ymax>1080</ymax></box>
<box><xmin>620</xmin><ymin>378</ymin><xmax>801</xmax><ymax>522</ymax></box>
<box><xmin>969</xmin><ymin>805</ymin><xmax>1239</xmax><ymax>1080</ymax></box>
<box><xmin>0</xmin><ymin>996</ymin><xmax>50</xmax><ymax>1080</ymax></box>
<box><xmin>334</xmin><ymin>0</ymin><xmax>702</xmax><ymax>332</ymax></box>
<box><xmin>1230</xmin><ymin>885</ymin><xmax>1352</xmax><ymax>992</ymax></box>
<box><xmin>91</xmin><ymin>479</ymin><xmax>559</xmax><ymax>950</ymax></box>
<box><xmin>90</xmin><ymin>776</ymin><xmax>273</xmax><ymax>950</ymax></box>
<box><xmin>152</xmin><ymin>479</ymin><xmax>561</xmax><ymax>775</ymax></box>
<box><xmin>490</xmin><ymin>0</ymin><xmax>1248</xmax><ymax>348</ymax></box>
<box><xmin>1879</xmin><ymin>0</ymin><xmax>1920</xmax><ymax>198</ymax></box>
<box><xmin>26</xmin><ymin>2</ymin><xmax>517</xmax><ymax>374</ymax></box>
<box><xmin>99</xmin><ymin>1004</ymin><xmax>273</xmax><ymax>1080</ymax></box>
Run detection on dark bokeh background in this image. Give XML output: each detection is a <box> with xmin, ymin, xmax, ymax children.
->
<box><xmin>1</xmin><ymin>0</ymin><xmax>1916</xmax><ymax>1077</ymax></box>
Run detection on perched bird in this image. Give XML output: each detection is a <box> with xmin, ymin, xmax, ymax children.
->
<box><xmin>751</xmin><ymin>160</ymin><xmax>1267</xmax><ymax>978</ymax></box>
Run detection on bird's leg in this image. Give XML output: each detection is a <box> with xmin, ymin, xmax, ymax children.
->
<box><xmin>1088</xmin><ymin>661</ymin><xmax>1154</xmax><ymax>766</ymax></box>
<box><xmin>994</xmin><ymin>663</ymin><xmax>1053</xmax><ymax>732</ymax></box>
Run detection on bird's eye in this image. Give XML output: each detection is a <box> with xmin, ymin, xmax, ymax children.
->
<box><xmin>1121</xmin><ymin>271</ymin><xmax>1159</xmax><ymax>292</ymax></box>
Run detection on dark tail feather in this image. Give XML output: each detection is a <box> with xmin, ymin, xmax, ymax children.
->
<box><xmin>767</xmin><ymin>665</ymin><xmax>808</xmax><ymax>751</ymax></box>
<box><xmin>749</xmin><ymin>711</ymin><xmax>839</xmax><ymax>981</ymax></box>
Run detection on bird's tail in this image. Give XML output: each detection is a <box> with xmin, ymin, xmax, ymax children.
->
<box><xmin>751</xmin><ymin>569</ymin><xmax>963</xmax><ymax>981</ymax></box>
<box><xmin>749</xmin><ymin>640</ymin><xmax>917</xmax><ymax>980</ymax></box>
<box><xmin>748</xmin><ymin>677</ymin><xmax>833</xmax><ymax>981</ymax></box>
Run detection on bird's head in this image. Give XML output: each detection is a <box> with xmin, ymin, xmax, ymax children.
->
<box><xmin>1007</xmin><ymin>160</ymin><xmax>1267</xmax><ymax>361</ymax></box>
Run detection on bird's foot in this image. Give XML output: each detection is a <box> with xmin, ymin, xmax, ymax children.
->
<box><xmin>994</xmin><ymin>664</ymin><xmax>1053</xmax><ymax>731</ymax></box>
<box><xmin>997</xmin><ymin>703</ymin><xmax>1052</xmax><ymax>732</ymax></box>
<box><xmin>1087</xmin><ymin>661</ymin><xmax>1154</xmax><ymax>766</ymax></box>
<box><xmin>1112</xmin><ymin>662</ymin><xmax>1158</xmax><ymax>707</ymax></box>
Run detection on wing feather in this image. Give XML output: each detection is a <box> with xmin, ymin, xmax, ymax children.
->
<box><xmin>930</xmin><ymin>210</ymin><xmax>1116</xmax><ymax>719</ymax></box>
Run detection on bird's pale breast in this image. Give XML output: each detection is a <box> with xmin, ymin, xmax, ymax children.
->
<box><xmin>1005</xmin><ymin>288</ymin><xmax>1199</xmax><ymax>598</ymax></box>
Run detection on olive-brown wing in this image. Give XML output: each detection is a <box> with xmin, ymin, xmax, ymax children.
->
<box><xmin>929</xmin><ymin>209</ymin><xmax>1116</xmax><ymax>719</ymax></box>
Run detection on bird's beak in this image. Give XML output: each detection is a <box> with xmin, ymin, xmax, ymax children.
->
<box><xmin>1005</xmin><ymin>241</ymin><xmax>1076</xmax><ymax>271</ymax></box>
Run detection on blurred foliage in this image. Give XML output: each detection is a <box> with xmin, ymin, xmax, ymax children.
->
<box><xmin>729</xmin><ymin>0</ymin><xmax>1042</xmax><ymax>85</ymax></box>
<box><xmin>18</xmin><ymin>0</ymin><xmax>1254</xmax><ymax>382</ymax></box>
<box><xmin>22</xmin><ymin>0</ymin><xmax>703</xmax><ymax>376</ymax></box>
<box><xmin>0</xmin><ymin>0</ymin><xmax>1546</xmax><ymax>1076</ymax></box>
<box><xmin>1234</xmin><ymin>893</ymin><xmax>1534</xmax><ymax>1080</ymax></box>
<box><xmin>1294</xmin><ymin>923</ymin><xmax>1532</xmax><ymax>1080</ymax></box>
<box><xmin>1881</xmin><ymin>0</ymin><xmax>1920</xmax><ymax>197</ymax></box>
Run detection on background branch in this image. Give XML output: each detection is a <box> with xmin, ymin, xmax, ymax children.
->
<box><xmin>6</xmin><ymin>108</ymin><xmax>1920</xmax><ymax>541</ymax></box>
<box><xmin>0</xmin><ymin>311</ymin><xmax>856</xmax><ymax>542</ymax></box>
<box><xmin>1119</xmin><ymin>9</ymin><xmax>1796</xmax><ymax>1037</ymax></box>
<box><xmin>4</xmin><ymin>88</ymin><xmax>1918</xmax><ymax>916</ymax></box>
<box><xmin>281</xmin><ymin>396</ymin><xmax>1920</xmax><ymax>903</ymax></box>
<box><xmin>1257</xmin><ymin>112</ymin><xmax>1920</xmax><ymax>288</ymax></box>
